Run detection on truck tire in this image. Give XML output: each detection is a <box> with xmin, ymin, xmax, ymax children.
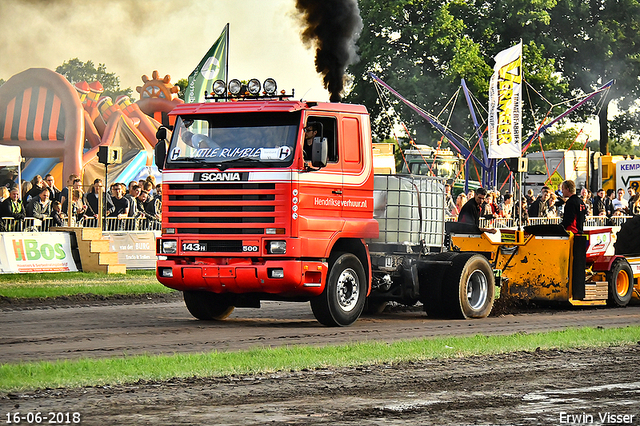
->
<box><xmin>607</xmin><ymin>259</ymin><xmax>633</xmax><ymax>307</ymax></box>
<box><xmin>183</xmin><ymin>291</ymin><xmax>235</xmax><ymax>320</ymax></box>
<box><xmin>311</xmin><ymin>252</ymin><xmax>366</xmax><ymax>326</ymax></box>
<box><xmin>442</xmin><ymin>253</ymin><xmax>495</xmax><ymax>319</ymax></box>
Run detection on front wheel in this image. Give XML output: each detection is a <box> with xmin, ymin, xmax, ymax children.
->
<box><xmin>183</xmin><ymin>291</ymin><xmax>235</xmax><ymax>320</ymax></box>
<box><xmin>311</xmin><ymin>253</ymin><xmax>367</xmax><ymax>326</ymax></box>
<box><xmin>607</xmin><ymin>259</ymin><xmax>633</xmax><ymax>307</ymax></box>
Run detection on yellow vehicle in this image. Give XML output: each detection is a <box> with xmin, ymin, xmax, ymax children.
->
<box><xmin>447</xmin><ymin>223</ymin><xmax>639</xmax><ymax>306</ymax></box>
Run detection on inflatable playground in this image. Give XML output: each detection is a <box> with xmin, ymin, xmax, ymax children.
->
<box><xmin>0</xmin><ymin>68</ymin><xmax>183</xmax><ymax>188</ymax></box>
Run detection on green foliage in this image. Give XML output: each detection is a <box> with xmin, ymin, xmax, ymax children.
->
<box><xmin>55</xmin><ymin>58</ymin><xmax>132</xmax><ymax>100</ymax></box>
<box><xmin>0</xmin><ymin>270</ymin><xmax>169</xmax><ymax>299</ymax></box>
<box><xmin>176</xmin><ymin>78</ymin><xmax>188</xmax><ymax>100</ymax></box>
<box><xmin>526</xmin><ymin>126</ymin><xmax>582</xmax><ymax>154</ymax></box>
<box><xmin>2</xmin><ymin>326</ymin><xmax>638</xmax><ymax>391</ymax></box>
<box><xmin>0</xmin><ymin>78</ymin><xmax>5</xmax><ymax>87</ymax></box>
<box><xmin>346</xmin><ymin>0</ymin><xmax>640</xmax><ymax>154</ymax></box>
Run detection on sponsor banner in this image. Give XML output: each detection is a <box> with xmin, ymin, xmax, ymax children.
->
<box><xmin>488</xmin><ymin>42</ymin><xmax>523</xmax><ymax>159</ymax></box>
<box><xmin>106</xmin><ymin>232</ymin><xmax>159</xmax><ymax>270</ymax></box>
<box><xmin>0</xmin><ymin>232</ymin><xmax>79</xmax><ymax>274</ymax></box>
<box><xmin>616</xmin><ymin>160</ymin><xmax>640</xmax><ymax>193</ymax></box>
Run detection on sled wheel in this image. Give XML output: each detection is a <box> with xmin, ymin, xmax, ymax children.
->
<box><xmin>183</xmin><ymin>291</ymin><xmax>235</xmax><ymax>320</ymax></box>
<box><xmin>311</xmin><ymin>252</ymin><xmax>366</xmax><ymax>326</ymax></box>
<box><xmin>607</xmin><ymin>259</ymin><xmax>633</xmax><ymax>307</ymax></box>
<box><xmin>442</xmin><ymin>253</ymin><xmax>495</xmax><ymax>319</ymax></box>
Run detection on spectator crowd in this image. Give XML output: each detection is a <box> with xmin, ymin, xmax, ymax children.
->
<box><xmin>0</xmin><ymin>173</ymin><xmax>161</xmax><ymax>231</ymax></box>
<box><xmin>445</xmin><ymin>182</ymin><xmax>640</xmax><ymax>225</ymax></box>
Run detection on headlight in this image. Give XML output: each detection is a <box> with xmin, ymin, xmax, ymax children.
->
<box><xmin>247</xmin><ymin>78</ymin><xmax>261</xmax><ymax>95</ymax></box>
<box><xmin>212</xmin><ymin>80</ymin><xmax>227</xmax><ymax>96</ymax></box>
<box><xmin>263</xmin><ymin>78</ymin><xmax>277</xmax><ymax>95</ymax></box>
<box><xmin>228</xmin><ymin>79</ymin><xmax>242</xmax><ymax>95</ymax></box>
<box><xmin>267</xmin><ymin>241</ymin><xmax>286</xmax><ymax>254</ymax></box>
<box><xmin>162</xmin><ymin>240</ymin><xmax>177</xmax><ymax>254</ymax></box>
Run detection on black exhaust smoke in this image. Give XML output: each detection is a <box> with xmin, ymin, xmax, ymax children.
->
<box><xmin>295</xmin><ymin>0</ymin><xmax>363</xmax><ymax>102</ymax></box>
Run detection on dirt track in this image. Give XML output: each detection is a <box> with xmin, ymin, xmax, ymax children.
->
<box><xmin>1</xmin><ymin>296</ymin><xmax>640</xmax><ymax>425</ymax></box>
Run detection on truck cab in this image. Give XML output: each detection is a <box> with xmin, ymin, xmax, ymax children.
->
<box><xmin>155</xmin><ymin>99</ymin><xmax>378</xmax><ymax>326</ymax></box>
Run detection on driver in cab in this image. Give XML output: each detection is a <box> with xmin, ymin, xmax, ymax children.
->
<box><xmin>303</xmin><ymin>122</ymin><xmax>319</xmax><ymax>166</ymax></box>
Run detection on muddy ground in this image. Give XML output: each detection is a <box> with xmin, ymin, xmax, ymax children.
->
<box><xmin>2</xmin><ymin>345</ymin><xmax>639</xmax><ymax>425</ymax></box>
<box><xmin>1</xmin><ymin>295</ymin><xmax>640</xmax><ymax>425</ymax></box>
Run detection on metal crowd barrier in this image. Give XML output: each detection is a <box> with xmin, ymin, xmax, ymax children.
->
<box><xmin>1</xmin><ymin>215</ymin><xmax>631</xmax><ymax>233</ymax></box>
<box><xmin>1</xmin><ymin>216</ymin><xmax>161</xmax><ymax>232</ymax></box>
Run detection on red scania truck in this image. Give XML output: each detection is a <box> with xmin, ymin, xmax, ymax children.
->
<box><xmin>154</xmin><ymin>85</ymin><xmax>496</xmax><ymax>326</ymax></box>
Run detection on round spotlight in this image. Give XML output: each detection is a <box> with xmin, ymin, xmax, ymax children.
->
<box><xmin>263</xmin><ymin>78</ymin><xmax>277</xmax><ymax>95</ymax></box>
<box><xmin>247</xmin><ymin>78</ymin><xmax>261</xmax><ymax>95</ymax></box>
<box><xmin>212</xmin><ymin>80</ymin><xmax>226</xmax><ymax>96</ymax></box>
<box><xmin>228</xmin><ymin>79</ymin><xmax>242</xmax><ymax>95</ymax></box>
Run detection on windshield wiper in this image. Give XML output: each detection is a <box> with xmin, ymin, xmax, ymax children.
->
<box><xmin>175</xmin><ymin>157</ymin><xmax>208</xmax><ymax>163</ymax></box>
<box><xmin>214</xmin><ymin>157</ymin><xmax>263</xmax><ymax>170</ymax></box>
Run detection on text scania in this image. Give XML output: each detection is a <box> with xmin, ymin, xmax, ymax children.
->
<box><xmin>13</xmin><ymin>239</ymin><xmax>66</xmax><ymax>261</ymax></box>
<box><xmin>314</xmin><ymin>197</ymin><xmax>368</xmax><ymax>208</ymax></box>
<box><xmin>200</xmin><ymin>172</ymin><xmax>241</xmax><ymax>182</ymax></box>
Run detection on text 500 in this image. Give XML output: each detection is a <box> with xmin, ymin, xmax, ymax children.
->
<box><xmin>242</xmin><ymin>245</ymin><xmax>259</xmax><ymax>252</ymax></box>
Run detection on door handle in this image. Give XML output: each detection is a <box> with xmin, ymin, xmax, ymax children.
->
<box><xmin>332</xmin><ymin>190</ymin><xmax>343</xmax><ymax>195</ymax></box>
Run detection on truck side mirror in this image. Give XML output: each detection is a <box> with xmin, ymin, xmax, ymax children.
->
<box><xmin>155</xmin><ymin>127</ymin><xmax>168</xmax><ymax>171</ymax></box>
<box><xmin>311</xmin><ymin>137</ymin><xmax>328</xmax><ymax>168</ymax></box>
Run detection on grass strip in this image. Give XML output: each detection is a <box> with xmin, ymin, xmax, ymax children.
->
<box><xmin>0</xmin><ymin>270</ymin><xmax>172</xmax><ymax>298</ymax></box>
<box><xmin>1</xmin><ymin>325</ymin><xmax>639</xmax><ymax>392</ymax></box>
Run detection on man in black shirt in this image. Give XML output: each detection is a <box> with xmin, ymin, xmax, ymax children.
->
<box><xmin>528</xmin><ymin>186</ymin><xmax>551</xmax><ymax>218</ymax></box>
<box><xmin>560</xmin><ymin>180</ymin><xmax>586</xmax><ymax>234</ymax></box>
<box><xmin>458</xmin><ymin>187</ymin><xmax>497</xmax><ymax>234</ymax></box>
<box><xmin>108</xmin><ymin>183</ymin><xmax>129</xmax><ymax>218</ymax></box>
<box><xmin>592</xmin><ymin>188</ymin><xmax>607</xmax><ymax>217</ymax></box>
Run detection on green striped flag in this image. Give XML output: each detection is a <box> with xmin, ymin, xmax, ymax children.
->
<box><xmin>185</xmin><ymin>23</ymin><xmax>228</xmax><ymax>103</ymax></box>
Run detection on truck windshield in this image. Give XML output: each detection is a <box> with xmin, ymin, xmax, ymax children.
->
<box><xmin>404</xmin><ymin>159</ymin><xmax>460</xmax><ymax>179</ymax></box>
<box><xmin>527</xmin><ymin>158</ymin><xmax>547</xmax><ymax>175</ymax></box>
<box><xmin>166</xmin><ymin>112</ymin><xmax>300</xmax><ymax>168</ymax></box>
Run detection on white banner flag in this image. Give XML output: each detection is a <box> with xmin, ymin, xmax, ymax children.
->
<box><xmin>488</xmin><ymin>42</ymin><xmax>523</xmax><ymax>159</ymax></box>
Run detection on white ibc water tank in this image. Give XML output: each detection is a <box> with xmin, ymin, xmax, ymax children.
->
<box><xmin>372</xmin><ymin>174</ymin><xmax>445</xmax><ymax>247</ymax></box>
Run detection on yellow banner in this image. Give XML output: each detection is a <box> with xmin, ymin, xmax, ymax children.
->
<box><xmin>488</xmin><ymin>42</ymin><xmax>523</xmax><ymax>159</ymax></box>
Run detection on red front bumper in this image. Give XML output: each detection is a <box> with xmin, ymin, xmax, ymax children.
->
<box><xmin>156</xmin><ymin>258</ymin><xmax>328</xmax><ymax>298</ymax></box>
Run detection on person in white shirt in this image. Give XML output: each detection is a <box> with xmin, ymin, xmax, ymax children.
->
<box><xmin>611</xmin><ymin>188</ymin><xmax>628</xmax><ymax>215</ymax></box>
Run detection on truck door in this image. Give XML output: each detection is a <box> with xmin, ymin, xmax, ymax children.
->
<box><xmin>340</xmin><ymin>115</ymin><xmax>372</xmax><ymax>220</ymax></box>
<box><xmin>298</xmin><ymin>116</ymin><xmax>342</xmax><ymax>222</ymax></box>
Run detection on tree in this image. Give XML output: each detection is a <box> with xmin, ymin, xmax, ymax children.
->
<box><xmin>346</xmin><ymin>0</ymin><xmax>562</xmax><ymax>155</ymax></box>
<box><xmin>540</xmin><ymin>0</ymin><xmax>640</xmax><ymax>154</ymax></box>
<box><xmin>176</xmin><ymin>78</ymin><xmax>188</xmax><ymax>101</ymax></box>
<box><xmin>55</xmin><ymin>58</ymin><xmax>132</xmax><ymax>100</ymax></box>
<box><xmin>346</xmin><ymin>0</ymin><xmax>640</xmax><ymax>156</ymax></box>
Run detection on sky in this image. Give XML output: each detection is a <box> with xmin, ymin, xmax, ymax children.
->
<box><xmin>0</xmin><ymin>0</ymin><xmax>330</xmax><ymax>101</ymax></box>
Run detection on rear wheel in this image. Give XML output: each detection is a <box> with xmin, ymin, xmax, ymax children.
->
<box><xmin>607</xmin><ymin>260</ymin><xmax>633</xmax><ymax>307</ymax></box>
<box><xmin>442</xmin><ymin>253</ymin><xmax>495</xmax><ymax>319</ymax></box>
<box><xmin>183</xmin><ymin>291</ymin><xmax>235</xmax><ymax>320</ymax></box>
<box><xmin>311</xmin><ymin>253</ymin><xmax>366</xmax><ymax>326</ymax></box>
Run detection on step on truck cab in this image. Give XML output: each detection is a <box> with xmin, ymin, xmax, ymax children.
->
<box><xmin>155</xmin><ymin>90</ymin><xmax>496</xmax><ymax>326</ymax></box>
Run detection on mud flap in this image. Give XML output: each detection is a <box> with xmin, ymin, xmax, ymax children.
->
<box><xmin>401</xmin><ymin>258</ymin><xmax>420</xmax><ymax>302</ymax></box>
<box><xmin>572</xmin><ymin>235</ymin><xmax>588</xmax><ymax>300</ymax></box>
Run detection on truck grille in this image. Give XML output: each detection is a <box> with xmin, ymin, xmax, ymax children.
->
<box><xmin>165</xmin><ymin>182</ymin><xmax>287</xmax><ymax>237</ymax></box>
